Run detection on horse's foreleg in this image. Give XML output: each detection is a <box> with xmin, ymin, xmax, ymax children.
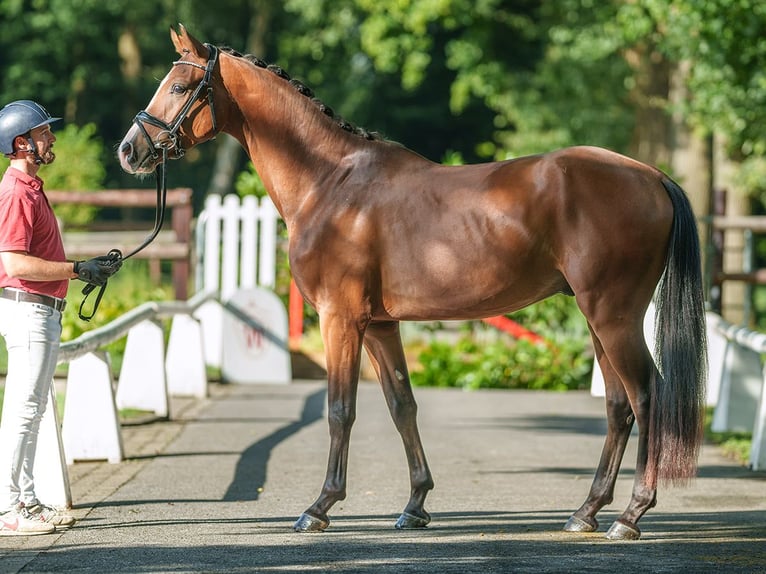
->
<box><xmin>293</xmin><ymin>314</ymin><xmax>364</xmax><ymax>533</ymax></box>
<box><xmin>364</xmin><ymin>321</ymin><xmax>434</xmax><ymax>529</ymax></box>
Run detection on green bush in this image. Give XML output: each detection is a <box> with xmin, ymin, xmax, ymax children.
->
<box><xmin>411</xmin><ymin>295</ymin><xmax>593</xmax><ymax>391</ymax></box>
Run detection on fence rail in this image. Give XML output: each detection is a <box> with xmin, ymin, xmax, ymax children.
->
<box><xmin>50</xmin><ymin>188</ymin><xmax>194</xmax><ymax>299</ymax></box>
<box><xmin>58</xmin><ymin>290</ymin><xmax>286</xmax><ymax>364</ymax></box>
<box><xmin>58</xmin><ymin>290</ymin><xmax>214</xmax><ymax>363</ymax></box>
<box><xmin>707</xmin><ymin>313</ymin><xmax>766</xmax><ymax>471</ymax></box>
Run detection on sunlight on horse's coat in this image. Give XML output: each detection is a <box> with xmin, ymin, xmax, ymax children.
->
<box><xmin>118</xmin><ymin>24</ymin><xmax>707</xmax><ymax>540</ymax></box>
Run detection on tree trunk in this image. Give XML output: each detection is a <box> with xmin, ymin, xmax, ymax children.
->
<box><xmin>714</xmin><ymin>135</ymin><xmax>749</xmax><ymax>324</ymax></box>
<box><xmin>624</xmin><ymin>45</ymin><xmax>672</xmax><ymax>169</ymax></box>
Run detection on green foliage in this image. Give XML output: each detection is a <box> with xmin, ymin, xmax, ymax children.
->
<box><xmin>3</xmin><ymin>0</ymin><xmax>764</xmax><ymax>189</ymax></box>
<box><xmin>412</xmin><ymin>335</ymin><xmax>592</xmax><ymax>391</ymax></box>
<box><xmin>411</xmin><ymin>295</ymin><xmax>592</xmax><ymax>391</ymax></box>
<box><xmin>234</xmin><ymin>163</ymin><xmax>268</xmax><ymax>198</ymax></box>
<box><xmin>646</xmin><ymin>0</ymin><xmax>766</xmax><ymax>157</ymax></box>
<box><xmin>41</xmin><ymin>124</ymin><xmax>105</xmax><ymax>191</ymax></box>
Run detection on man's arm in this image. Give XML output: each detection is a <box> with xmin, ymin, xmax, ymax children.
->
<box><xmin>0</xmin><ymin>250</ymin><xmax>77</xmax><ymax>281</ymax></box>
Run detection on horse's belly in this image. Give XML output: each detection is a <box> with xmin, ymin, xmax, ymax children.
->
<box><xmin>378</xmin><ymin>260</ymin><xmax>564</xmax><ymax>321</ymax></box>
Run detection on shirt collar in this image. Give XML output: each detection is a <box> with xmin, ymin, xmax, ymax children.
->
<box><xmin>6</xmin><ymin>166</ymin><xmax>43</xmax><ymax>191</ymax></box>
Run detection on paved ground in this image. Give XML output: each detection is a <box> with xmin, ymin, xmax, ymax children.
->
<box><xmin>1</xmin><ymin>380</ymin><xmax>765</xmax><ymax>573</ymax></box>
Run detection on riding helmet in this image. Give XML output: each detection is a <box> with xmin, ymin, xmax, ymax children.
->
<box><xmin>0</xmin><ymin>100</ymin><xmax>61</xmax><ymax>155</ymax></box>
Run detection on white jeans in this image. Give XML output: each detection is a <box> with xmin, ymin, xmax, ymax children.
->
<box><xmin>0</xmin><ymin>298</ymin><xmax>62</xmax><ymax>510</ymax></box>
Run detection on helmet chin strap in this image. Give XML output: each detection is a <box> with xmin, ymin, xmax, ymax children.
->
<box><xmin>22</xmin><ymin>135</ymin><xmax>43</xmax><ymax>164</ymax></box>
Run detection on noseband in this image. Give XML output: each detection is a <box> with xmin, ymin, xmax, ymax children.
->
<box><xmin>133</xmin><ymin>43</ymin><xmax>219</xmax><ymax>161</ymax></box>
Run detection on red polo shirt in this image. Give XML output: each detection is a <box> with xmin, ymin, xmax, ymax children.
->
<box><xmin>0</xmin><ymin>167</ymin><xmax>68</xmax><ymax>299</ymax></box>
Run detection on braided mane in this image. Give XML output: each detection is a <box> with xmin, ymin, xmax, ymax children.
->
<box><xmin>219</xmin><ymin>46</ymin><xmax>382</xmax><ymax>141</ymax></box>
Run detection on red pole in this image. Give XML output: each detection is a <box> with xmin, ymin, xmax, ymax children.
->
<box><xmin>288</xmin><ymin>278</ymin><xmax>304</xmax><ymax>348</ymax></box>
<box><xmin>482</xmin><ymin>315</ymin><xmax>545</xmax><ymax>345</ymax></box>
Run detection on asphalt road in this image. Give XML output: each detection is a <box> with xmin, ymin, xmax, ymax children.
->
<box><xmin>1</xmin><ymin>381</ymin><xmax>765</xmax><ymax>573</ymax></box>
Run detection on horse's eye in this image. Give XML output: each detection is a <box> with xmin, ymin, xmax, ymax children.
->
<box><xmin>171</xmin><ymin>84</ymin><xmax>187</xmax><ymax>95</ymax></box>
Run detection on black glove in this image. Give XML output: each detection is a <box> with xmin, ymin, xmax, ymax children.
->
<box><xmin>74</xmin><ymin>253</ymin><xmax>123</xmax><ymax>286</ymax></box>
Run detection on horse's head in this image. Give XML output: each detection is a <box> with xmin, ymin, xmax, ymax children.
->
<box><xmin>119</xmin><ymin>24</ymin><xmax>222</xmax><ymax>175</ymax></box>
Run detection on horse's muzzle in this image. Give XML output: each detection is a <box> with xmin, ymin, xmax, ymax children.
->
<box><xmin>118</xmin><ymin>131</ymin><xmax>155</xmax><ymax>175</ymax></box>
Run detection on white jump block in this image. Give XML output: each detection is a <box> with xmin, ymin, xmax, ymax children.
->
<box><xmin>62</xmin><ymin>352</ymin><xmax>124</xmax><ymax>464</ymax></box>
<box><xmin>116</xmin><ymin>320</ymin><xmax>169</xmax><ymax>417</ymax></box>
<box><xmin>194</xmin><ymin>299</ymin><xmax>223</xmax><ymax>369</ymax></box>
<box><xmin>712</xmin><ymin>334</ymin><xmax>762</xmax><ymax>433</ymax></box>
<box><xmin>751</xmin><ymin>380</ymin><xmax>766</xmax><ymax>471</ymax></box>
<box><xmin>705</xmin><ymin>312</ymin><xmax>728</xmax><ymax>407</ymax></box>
<box><xmin>34</xmin><ymin>384</ymin><xmax>71</xmax><ymax>508</ymax></box>
<box><xmin>166</xmin><ymin>314</ymin><xmax>208</xmax><ymax>397</ymax></box>
<box><xmin>0</xmin><ymin>384</ymin><xmax>71</xmax><ymax>509</ymax></box>
<box><xmin>591</xmin><ymin>302</ymin><xmax>656</xmax><ymax>398</ymax></box>
<box><xmin>221</xmin><ymin>287</ymin><xmax>291</xmax><ymax>384</ymax></box>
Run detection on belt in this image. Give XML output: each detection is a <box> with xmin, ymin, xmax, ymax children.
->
<box><xmin>0</xmin><ymin>288</ymin><xmax>67</xmax><ymax>312</ymax></box>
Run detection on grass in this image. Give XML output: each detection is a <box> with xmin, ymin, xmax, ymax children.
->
<box><xmin>704</xmin><ymin>407</ymin><xmax>753</xmax><ymax>466</ymax></box>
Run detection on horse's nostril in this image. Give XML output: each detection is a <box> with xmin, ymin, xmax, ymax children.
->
<box><xmin>120</xmin><ymin>141</ymin><xmax>134</xmax><ymax>161</ymax></box>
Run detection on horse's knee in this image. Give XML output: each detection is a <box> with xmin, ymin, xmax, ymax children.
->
<box><xmin>327</xmin><ymin>403</ymin><xmax>356</xmax><ymax>429</ymax></box>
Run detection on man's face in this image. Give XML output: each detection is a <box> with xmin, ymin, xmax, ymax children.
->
<box><xmin>26</xmin><ymin>123</ymin><xmax>56</xmax><ymax>164</ymax></box>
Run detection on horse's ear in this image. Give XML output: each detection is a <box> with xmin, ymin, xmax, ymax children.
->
<box><xmin>170</xmin><ymin>23</ymin><xmax>208</xmax><ymax>59</ymax></box>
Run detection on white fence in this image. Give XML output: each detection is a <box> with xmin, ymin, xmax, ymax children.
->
<box><xmin>193</xmin><ymin>194</ymin><xmax>286</xmax><ymax>374</ymax></box>
<box><xmin>706</xmin><ymin>313</ymin><xmax>766</xmax><ymax>470</ymax></box>
<box><xmin>196</xmin><ymin>194</ymin><xmax>280</xmax><ymax>297</ymax></box>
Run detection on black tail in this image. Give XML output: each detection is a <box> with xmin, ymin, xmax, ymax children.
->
<box><xmin>647</xmin><ymin>178</ymin><xmax>708</xmax><ymax>487</ymax></box>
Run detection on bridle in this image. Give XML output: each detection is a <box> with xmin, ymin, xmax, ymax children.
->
<box><xmin>78</xmin><ymin>44</ymin><xmax>219</xmax><ymax>321</ymax></box>
<box><xmin>132</xmin><ymin>43</ymin><xmax>219</xmax><ymax>163</ymax></box>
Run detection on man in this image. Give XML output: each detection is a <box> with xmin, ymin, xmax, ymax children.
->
<box><xmin>0</xmin><ymin>100</ymin><xmax>121</xmax><ymax>535</ymax></box>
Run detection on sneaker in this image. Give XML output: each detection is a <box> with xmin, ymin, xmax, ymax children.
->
<box><xmin>0</xmin><ymin>506</ymin><xmax>56</xmax><ymax>536</ymax></box>
<box><xmin>24</xmin><ymin>502</ymin><xmax>76</xmax><ymax>529</ymax></box>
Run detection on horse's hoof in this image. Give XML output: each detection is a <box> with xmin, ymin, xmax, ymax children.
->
<box><xmin>563</xmin><ymin>515</ymin><xmax>598</xmax><ymax>533</ymax></box>
<box><xmin>605</xmin><ymin>519</ymin><xmax>641</xmax><ymax>540</ymax></box>
<box><xmin>293</xmin><ymin>512</ymin><xmax>329</xmax><ymax>533</ymax></box>
<box><xmin>395</xmin><ymin>511</ymin><xmax>430</xmax><ymax>529</ymax></box>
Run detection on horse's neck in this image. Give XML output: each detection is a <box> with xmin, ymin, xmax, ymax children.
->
<box><xmin>221</xmin><ymin>59</ymin><xmax>358</xmax><ymax>221</ymax></box>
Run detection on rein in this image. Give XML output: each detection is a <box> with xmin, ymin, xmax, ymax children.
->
<box><xmin>78</xmin><ymin>44</ymin><xmax>219</xmax><ymax>321</ymax></box>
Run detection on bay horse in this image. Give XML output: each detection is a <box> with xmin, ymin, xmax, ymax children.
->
<box><xmin>118</xmin><ymin>25</ymin><xmax>707</xmax><ymax>540</ymax></box>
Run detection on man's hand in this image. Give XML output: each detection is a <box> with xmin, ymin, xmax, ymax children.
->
<box><xmin>73</xmin><ymin>253</ymin><xmax>123</xmax><ymax>286</ymax></box>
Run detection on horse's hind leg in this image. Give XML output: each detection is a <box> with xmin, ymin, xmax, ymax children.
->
<box><xmin>565</xmin><ymin>322</ymin><xmax>657</xmax><ymax>539</ymax></box>
<box><xmin>363</xmin><ymin>321</ymin><xmax>434</xmax><ymax>528</ymax></box>
<box><xmin>565</xmin><ymin>326</ymin><xmax>635</xmax><ymax>533</ymax></box>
